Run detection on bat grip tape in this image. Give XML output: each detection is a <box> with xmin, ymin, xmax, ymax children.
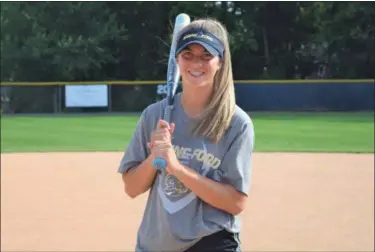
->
<box><xmin>152</xmin><ymin>105</ymin><xmax>173</xmax><ymax>171</ymax></box>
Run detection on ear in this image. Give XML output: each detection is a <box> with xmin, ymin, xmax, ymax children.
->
<box><xmin>216</xmin><ymin>59</ymin><xmax>223</xmax><ymax>71</ymax></box>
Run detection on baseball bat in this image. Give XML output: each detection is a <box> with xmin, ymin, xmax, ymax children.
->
<box><xmin>152</xmin><ymin>13</ymin><xmax>191</xmax><ymax>171</ymax></box>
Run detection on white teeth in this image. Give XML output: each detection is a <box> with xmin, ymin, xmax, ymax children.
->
<box><xmin>190</xmin><ymin>72</ymin><xmax>204</xmax><ymax>77</ymax></box>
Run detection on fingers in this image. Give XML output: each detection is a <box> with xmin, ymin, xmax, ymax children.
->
<box><xmin>157</xmin><ymin>120</ymin><xmax>175</xmax><ymax>134</ymax></box>
<box><xmin>148</xmin><ymin>120</ymin><xmax>176</xmax><ymax>154</ymax></box>
<box><xmin>169</xmin><ymin>123</ymin><xmax>175</xmax><ymax>134</ymax></box>
<box><xmin>152</xmin><ymin>140</ymin><xmax>173</xmax><ymax>148</ymax></box>
<box><xmin>148</xmin><ymin>140</ymin><xmax>172</xmax><ymax>154</ymax></box>
<box><xmin>151</xmin><ymin>128</ymin><xmax>171</xmax><ymax>143</ymax></box>
<box><xmin>152</xmin><ymin>141</ymin><xmax>173</xmax><ymax>157</ymax></box>
<box><xmin>149</xmin><ymin>120</ymin><xmax>175</xmax><ymax>148</ymax></box>
<box><xmin>157</xmin><ymin>119</ymin><xmax>171</xmax><ymax>130</ymax></box>
<box><xmin>149</xmin><ymin>139</ymin><xmax>172</xmax><ymax>150</ymax></box>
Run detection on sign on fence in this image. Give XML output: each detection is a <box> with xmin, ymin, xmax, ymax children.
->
<box><xmin>156</xmin><ymin>84</ymin><xmax>168</xmax><ymax>95</ymax></box>
<box><xmin>65</xmin><ymin>84</ymin><xmax>108</xmax><ymax>107</ymax></box>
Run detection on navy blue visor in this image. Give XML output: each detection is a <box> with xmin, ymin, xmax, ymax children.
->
<box><xmin>175</xmin><ymin>29</ymin><xmax>224</xmax><ymax>58</ymax></box>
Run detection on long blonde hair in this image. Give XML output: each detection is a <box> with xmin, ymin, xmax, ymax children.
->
<box><xmin>176</xmin><ymin>18</ymin><xmax>236</xmax><ymax>143</ymax></box>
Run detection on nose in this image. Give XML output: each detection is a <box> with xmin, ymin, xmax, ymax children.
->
<box><xmin>191</xmin><ymin>56</ymin><xmax>203</xmax><ymax>67</ymax></box>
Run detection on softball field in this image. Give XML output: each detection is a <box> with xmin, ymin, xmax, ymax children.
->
<box><xmin>1</xmin><ymin>152</ymin><xmax>374</xmax><ymax>251</ymax></box>
<box><xmin>1</xmin><ymin>113</ymin><xmax>374</xmax><ymax>251</ymax></box>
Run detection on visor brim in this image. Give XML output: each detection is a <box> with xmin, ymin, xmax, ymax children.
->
<box><xmin>175</xmin><ymin>40</ymin><xmax>220</xmax><ymax>57</ymax></box>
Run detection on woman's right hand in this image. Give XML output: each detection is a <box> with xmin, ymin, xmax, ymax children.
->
<box><xmin>147</xmin><ymin>120</ymin><xmax>175</xmax><ymax>155</ymax></box>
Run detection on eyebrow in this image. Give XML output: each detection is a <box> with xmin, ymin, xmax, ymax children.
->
<box><xmin>182</xmin><ymin>47</ymin><xmax>211</xmax><ymax>54</ymax></box>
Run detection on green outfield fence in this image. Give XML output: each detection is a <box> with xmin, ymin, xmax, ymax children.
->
<box><xmin>0</xmin><ymin>79</ymin><xmax>374</xmax><ymax>114</ymax></box>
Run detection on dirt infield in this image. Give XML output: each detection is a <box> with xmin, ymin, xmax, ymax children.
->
<box><xmin>1</xmin><ymin>152</ymin><xmax>374</xmax><ymax>251</ymax></box>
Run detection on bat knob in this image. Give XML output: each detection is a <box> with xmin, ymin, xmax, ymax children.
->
<box><xmin>153</xmin><ymin>158</ymin><xmax>167</xmax><ymax>171</ymax></box>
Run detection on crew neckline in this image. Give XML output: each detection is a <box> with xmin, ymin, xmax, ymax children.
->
<box><xmin>176</xmin><ymin>92</ymin><xmax>207</xmax><ymax>122</ymax></box>
<box><xmin>175</xmin><ymin>93</ymin><xmax>190</xmax><ymax>122</ymax></box>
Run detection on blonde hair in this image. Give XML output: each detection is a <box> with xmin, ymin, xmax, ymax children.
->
<box><xmin>176</xmin><ymin>18</ymin><xmax>236</xmax><ymax>143</ymax></box>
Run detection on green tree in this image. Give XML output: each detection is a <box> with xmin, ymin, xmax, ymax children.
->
<box><xmin>1</xmin><ymin>1</ymin><xmax>128</xmax><ymax>82</ymax></box>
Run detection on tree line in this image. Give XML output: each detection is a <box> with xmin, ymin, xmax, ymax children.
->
<box><xmin>1</xmin><ymin>1</ymin><xmax>374</xmax><ymax>82</ymax></box>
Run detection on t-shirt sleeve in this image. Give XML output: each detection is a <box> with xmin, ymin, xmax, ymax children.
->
<box><xmin>213</xmin><ymin>120</ymin><xmax>255</xmax><ymax>195</ymax></box>
<box><xmin>117</xmin><ymin>109</ymin><xmax>150</xmax><ymax>174</ymax></box>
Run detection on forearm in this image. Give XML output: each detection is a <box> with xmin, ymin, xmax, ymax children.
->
<box><xmin>122</xmin><ymin>154</ymin><xmax>157</xmax><ymax>198</ymax></box>
<box><xmin>174</xmin><ymin>164</ymin><xmax>246</xmax><ymax>215</ymax></box>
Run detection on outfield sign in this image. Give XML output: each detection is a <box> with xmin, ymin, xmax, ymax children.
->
<box><xmin>65</xmin><ymin>84</ymin><xmax>108</xmax><ymax>107</ymax></box>
<box><xmin>157</xmin><ymin>84</ymin><xmax>168</xmax><ymax>95</ymax></box>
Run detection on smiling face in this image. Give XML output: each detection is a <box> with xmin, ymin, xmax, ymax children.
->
<box><xmin>176</xmin><ymin>44</ymin><xmax>222</xmax><ymax>89</ymax></box>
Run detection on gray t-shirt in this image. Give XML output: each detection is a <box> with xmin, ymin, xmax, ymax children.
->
<box><xmin>118</xmin><ymin>93</ymin><xmax>255</xmax><ymax>252</ymax></box>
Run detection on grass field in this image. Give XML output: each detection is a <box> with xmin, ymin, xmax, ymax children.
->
<box><xmin>1</xmin><ymin>112</ymin><xmax>374</xmax><ymax>153</ymax></box>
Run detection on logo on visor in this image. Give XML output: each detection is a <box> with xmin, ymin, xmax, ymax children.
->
<box><xmin>183</xmin><ymin>33</ymin><xmax>214</xmax><ymax>42</ymax></box>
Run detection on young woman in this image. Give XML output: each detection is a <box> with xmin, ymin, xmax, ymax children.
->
<box><xmin>118</xmin><ymin>18</ymin><xmax>255</xmax><ymax>252</ymax></box>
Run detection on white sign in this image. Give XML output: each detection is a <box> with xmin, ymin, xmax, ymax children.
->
<box><xmin>65</xmin><ymin>84</ymin><xmax>108</xmax><ymax>107</ymax></box>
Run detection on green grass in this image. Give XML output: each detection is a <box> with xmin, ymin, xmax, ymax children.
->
<box><xmin>1</xmin><ymin>112</ymin><xmax>374</xmax><ymax>153</ymax></box>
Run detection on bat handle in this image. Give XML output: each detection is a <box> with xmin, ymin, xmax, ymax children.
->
<box><xmin>152</xmin><ymin>157</ymin><xmax>167</xmax><ymax>171</ymax></box>
<box><xmin>152</xmin><ymin>106</ymin><xmax>173</xmax><ymax>172</ymax></box>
